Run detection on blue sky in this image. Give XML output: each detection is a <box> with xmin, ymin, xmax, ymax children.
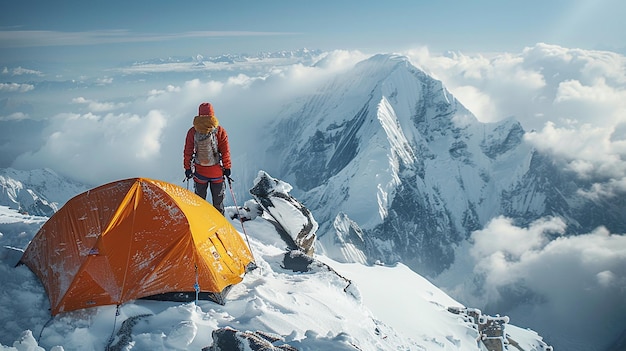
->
<box><xmin>1</xmin><ymin>0</ymin><xmax>625</xmax><ymax>198</ymax></box>
<box><xmin>2</xmin><ymin>0</ymin><xmax>625</xmax><ymax>67</ymax></box>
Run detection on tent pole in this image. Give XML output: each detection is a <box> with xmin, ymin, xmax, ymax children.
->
<box><xmin>194</xmin><ymin>264</ymin><xmax>200</xmax><ymax>305</ymax></box>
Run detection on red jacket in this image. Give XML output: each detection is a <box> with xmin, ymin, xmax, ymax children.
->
<box><xmin>184</xmin><ymin>125</ymin><xmax>231</xmax><ymax>182</ymax></box>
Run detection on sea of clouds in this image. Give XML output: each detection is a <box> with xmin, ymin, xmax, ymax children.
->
<box><xmin>2</xmin><ymin>44</ymin><xmax>624</xmax><ymax>200</ymax></box>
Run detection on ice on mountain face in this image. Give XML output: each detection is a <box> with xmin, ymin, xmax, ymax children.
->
<box><xmin>377</xmin><ymin>97</ymin><xmax>415</xmax><ymax>166</ymax></box>
<box><xmin>316</xmin><ymin>212</ymin><xmax>368</xmax><ymax>265</ymax></box>
<box><xmin>481</xmin><ymin>119</ymin><xmax>525</xmax><ymax>160</ymax></box>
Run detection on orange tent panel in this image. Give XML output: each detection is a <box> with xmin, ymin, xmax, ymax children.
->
<box><xmin>20</xmin><ymin>178</ymin><xmax>254</xmax><ymax>315</ymax></box>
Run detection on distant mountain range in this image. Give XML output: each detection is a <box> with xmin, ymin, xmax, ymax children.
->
<box><xmin>0</xmin><ymin>168</ymin><xmax>87</xmax><ymax>217</ymax></box>
<box><xmin>129</xmin><ymin>48</ymin><xmax>324</xmax><ymax>66</ymax></box>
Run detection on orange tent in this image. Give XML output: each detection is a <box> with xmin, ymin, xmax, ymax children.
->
<box><xmin>20</xmin><ymin>177</ymin><xmax>254</xmax><ymax>315</ymax></box>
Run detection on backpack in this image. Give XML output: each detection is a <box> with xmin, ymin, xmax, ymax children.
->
<box><xmin>194</xmin><ymin>128</ymin><xmax>220</xmax><ymax>166</ymax></box>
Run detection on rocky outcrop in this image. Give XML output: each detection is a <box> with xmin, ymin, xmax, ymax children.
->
<box><xmin>205</xmin><ymin>327</ymin><xmax>298</xmax><ymax>351</ymax></box>
<box><xmin>447</xmin><ymin>306</ymin><xmax>553</xmax><ymax>351</ymax></box>
<box><xmin>249</xmin><ymin>171</ymin><xmax>317</xmax><ymax>256</ymax></box>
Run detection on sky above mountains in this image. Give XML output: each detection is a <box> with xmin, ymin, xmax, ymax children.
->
<box><xmin>2</xmin><ymin>0</ymin><xmax>625</xmax><ymax>67</ymax></box>
<box><xmin>1</xmin><ymin>0</ymin><xmax>625</xmax><ymax>209</ymax></box>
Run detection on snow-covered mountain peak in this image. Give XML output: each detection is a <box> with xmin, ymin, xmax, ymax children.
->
<box><xmin>263</xmin><ymin>52</ymin><xmax>626</xmax><ymax>283</ymax></box>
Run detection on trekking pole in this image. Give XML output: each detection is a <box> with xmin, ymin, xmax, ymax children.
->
<box><xmin>226</xmin><ymin>176</ymin><xmax>256</xmax><ymax>264</ymax></box>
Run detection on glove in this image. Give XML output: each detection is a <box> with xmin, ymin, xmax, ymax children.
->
<box><xmin>223</xmin><ymin>168</ymin><xmax>231</xmax><ymax>177</ymax></box>
<box><xmin>185</xmin><ymin>169</ymin><xmax>193</xmax><ymax>179</ymax></box>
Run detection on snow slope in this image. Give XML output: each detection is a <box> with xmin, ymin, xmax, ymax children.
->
<box><xmin>0</xmin><ymin>171</ymin><xmax>553</xmax><ymax>351</ymax></box>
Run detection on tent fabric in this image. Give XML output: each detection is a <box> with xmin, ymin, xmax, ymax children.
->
<box><xmin>20</xmin><ymin>177</ymin><xmax>254</xmax><ymax>315</ymax></box>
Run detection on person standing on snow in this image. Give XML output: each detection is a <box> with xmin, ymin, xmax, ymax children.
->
<box><xmin>184</xmin><ymin>102</ymin><xmax>231</xmax><ymax>214</ymax></box>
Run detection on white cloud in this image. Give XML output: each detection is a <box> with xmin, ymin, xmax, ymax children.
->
<box><xmin>578</xmin><ymin>177</ymin><xmax>626</xmax><ymax>201</ymax></box>
<box><xmin>314</xmin><ymin>50</ymin><xmax>369</xmax><ymax>71</ymax></box>
<box><xmin>226</xmin><ymin>73</ymin><xmax>265</xmax><ymax>89</ymax></box>
<box><xmin>406</xmin><ymin>48</ymin><xmax>546</xmax><ymax>125</ymax></box>
<box><xmin>448</xmin><ymin>85</ymin><xmax>497</xmax><ymax>122</ymax></box>
<box><xmin>1</xmin><ymin>66</ymin><xmax>42</xmax><ymax>76</ymax></box>
<box><xmin>148</xmin><ymin>85</ymin><xmax>181</xmax><ymax>96</ymax></box>
<box><xmin>12</xmin><ymin>110</ymin><xmax>168</xmax><ymax>184</ymax></box>
<box><xmin>524</xmin><ymin>121</ymin><xmax>626</xmax><ymax>193</ymax></box>
<box><xmin>0</xmin><ymin>83</ymin><xmax>34</xmax><ymax>93</ymax></box>
<box><xmin>470</xmin><ymin>216</ymin><xmax>566</xmax><ymax>263</ymax></box>
<box><xmin>0</xmin><ymin>112</ymin><xmax>29</xmax><ymax>121</ymax></box>
<box><xmin>450</xmin><ymin>216</ymin><xmax>626</xmax><ymax>348</ymax></box>
<box><xmin>96</xmin><ymin>77</ymin><xmax>113</xmax><ymax>85</ymax></box>
<box><xmin>131</xmin><ymin>110</ymin><xmax>167</xmax><ymax>159</ymax></box>
<box><xmin>10</xmin><ymin>51</ymin><xmax>365</xmax><ymax>186</ymax></box>
<box><xmin>71</xmin><ymin>97</ymin><xmax>128</xmax><ymax>112</ymax></box>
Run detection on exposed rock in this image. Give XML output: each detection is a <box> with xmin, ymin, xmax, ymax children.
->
<box><xmin>282</xmin><ymin>249</ymin><xmax>314</xmax><ymax>273</ymax></box>
<box><xmin>447</xmin><ymin>306</ymin><xmax>553</xmax><ymax>351</ymax></box>
<box><xmin>250</xmin><ymin>171</ymin><xmax>317</xmax><ymax>256</ymax></box>
<box><xmin>106</xmin><ymin>313</ymin><xmax>153</xmax><ymax>351</ymax></box>
<box><xmin>205</xmin><ymin>327</ymin><xmax>298</xmax><ymax>351</ymax></box>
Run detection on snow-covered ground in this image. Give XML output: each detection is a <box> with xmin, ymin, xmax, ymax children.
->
<box><xmin>0</xmin><ymin>176</ymin><xmax>553</xmax><ymax>351</ymax></box>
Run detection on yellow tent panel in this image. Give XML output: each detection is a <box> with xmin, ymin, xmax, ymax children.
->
<box><xmin>20</xmin><ymin>177</ymin><xmax>254</xmax><ymax>315</ymax></box>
